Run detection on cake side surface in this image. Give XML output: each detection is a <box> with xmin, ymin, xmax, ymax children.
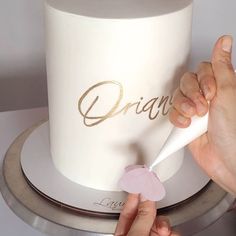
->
<box><xmin>45</xmin><ymin>1</ymin><xmax>193</xmax><ymax>191</ymax></box>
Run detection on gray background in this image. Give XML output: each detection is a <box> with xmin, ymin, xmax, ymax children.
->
<box><xmin>0</xmin><ymin>0</ymin><xmax>236</xmax><ymax>112</ymax></box>
<box><xmin>0</xmin><ymin>0</ymin><xmax>236</xmax><ymax>235</ymax></box>
<box><xmin>0</xmin><ymin>0</ymin><xmax>47</xmax><ymax>111</ymax></box>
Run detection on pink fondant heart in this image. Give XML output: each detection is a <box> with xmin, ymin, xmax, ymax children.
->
<box><xmin>118</xmin><ymin>165</ymin><xmax>166</xmax><ymax>201</ymax></box>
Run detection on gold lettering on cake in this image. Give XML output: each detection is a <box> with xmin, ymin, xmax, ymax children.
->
<box><xmin>78</xmin><ymin>80</ymin><xmax>173</xmax><ymax>127</ymax></box>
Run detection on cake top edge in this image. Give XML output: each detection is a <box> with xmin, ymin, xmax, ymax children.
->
<box><xmin>45</xmin><ymin>0</ymin><xmax>193</xmax><ymax>19</ymax></box>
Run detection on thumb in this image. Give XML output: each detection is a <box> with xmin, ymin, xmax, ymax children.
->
<box><xmin>211</xmin><ymin>35</ymin><xmax>235</xmax><ymax>88</ymax></box>
<box><xmin>127</xmin><ymin>196</ymin><xmax>156</xmax><ymax>236</ymax></box>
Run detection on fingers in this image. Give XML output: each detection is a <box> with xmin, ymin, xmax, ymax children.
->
<box><xmin>172</xmin><ymin>89</ymin><xmax>196</xmax><ymax>118</ymax></box>
<box><xmin>150</xmin><ymin>216</ymin><xmax>171</xmax><ymax>236</ymax></box>
<box><xmin>171</xmin><ymin>232</ymin><xmax>181</xmax><ymax>236</ymax></box>
<box><xmin>170</xmin><ymin>35</ymin><xmax>235</xmax><ymax>129</ymax></box>
<box><xmin>211</xmin><ymin>35</ymin><xmax>235</xmax><ymax>88</ymax></box>
<box><xmin>169</xmin><ymin>60</ymin><xmax>219</xmax><ymax>127</ymax></box>
<box><xmin>197</xmin><ymin>62</ymin><xmax>216</xmax><ymax>101</ymax></box>
<box><xmin>180</xmin><ymin>72</ymin><xmax>208</xmax><ymax>116</ymax></box>
<box><xmin>150</xmin><ymin>216</ymin><xmax>180</xmax><ymax>236</ymax></box>
<box><xmin>116</xmin><ymin>195</ymin><xmax>178</xmax><ymax>236</ymax></box>
<box><xmin>115</xmin><ymin>194</ymin><xmax>139</xmax><ymax>236</ymax></box>
<box><xmin>169</xmin><ymin>72</ymin><xmax>208</xmax><ymax>128</ymax></box>
<box><xmin>169</xmin><ymin>106</ymin><xmax>191</xmax><ymax>128</ymax></box>
<box><xmin>127</xmin><ymin>197</ymin><xmax>156</xmax><ymax>236</ymax></box>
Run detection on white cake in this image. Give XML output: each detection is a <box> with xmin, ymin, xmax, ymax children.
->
<box><xmin>45</xmin><ymin>0</ymin><xmax>193</xmax><ymax>191</ymax></box>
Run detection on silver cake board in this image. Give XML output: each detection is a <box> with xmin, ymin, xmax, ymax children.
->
<box><xmin>20</xmin><ymin>120</ymin><xmax>211</xmax><ymax>214</ymax></box>
<box><xmin>1</xmin><ymin>120</ymin><xmax>234</xmax><ymax>236</ymax></box>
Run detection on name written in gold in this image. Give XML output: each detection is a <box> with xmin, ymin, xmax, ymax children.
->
<box><xmin>78</xmin><ymin>80</ymin><xmax>173</xmax><ymax>127</ymax></box>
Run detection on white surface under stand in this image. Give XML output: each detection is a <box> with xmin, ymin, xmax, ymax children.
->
<box><xmin>0</xmin><ymin>108</ymin><xmax>236</xmax><ymax>236</ymax></box>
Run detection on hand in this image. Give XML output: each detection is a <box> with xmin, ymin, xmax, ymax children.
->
<box><xmin>115</xmin><ymin>194</ymin><xmax>180</xmax><ymax>236</ymax></box>
<box><xmin>169</xmin><ymin>35</ymin><xmax>236</xmax><ymax>195</ymax></box>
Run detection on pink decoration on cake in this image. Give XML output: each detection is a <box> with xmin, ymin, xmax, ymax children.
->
<box><xmin>118</xmin><ymin>165</ymin><xmax>166</xmax><ymax>201</ymax></box>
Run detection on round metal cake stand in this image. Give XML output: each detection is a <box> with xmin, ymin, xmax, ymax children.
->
<box><xmin>0</xmin><ymin>121</ymin><xmax>235</xmax><ymax>236</ymax></box>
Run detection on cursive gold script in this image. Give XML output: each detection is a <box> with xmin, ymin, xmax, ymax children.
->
<box><xmin>78</xmin><ymin>81</ymin><xmax>173</xmax><ymax>127</ymax></box>
<box><xmin>94</xmin><ymin>197</ymin><xmax>125</xmax><ymax>210</ymax></box>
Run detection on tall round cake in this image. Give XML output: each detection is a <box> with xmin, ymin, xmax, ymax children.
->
<box><xmin>45</xmin><ymin>0</ymin><xmax>193</xmax><ymax>191</ymax></box>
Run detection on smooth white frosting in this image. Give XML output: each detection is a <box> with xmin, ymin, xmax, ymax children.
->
<box><xmin>45</xmin><ymin>0</ymin><xmax>193</xmax><ymax>191</ymax></box>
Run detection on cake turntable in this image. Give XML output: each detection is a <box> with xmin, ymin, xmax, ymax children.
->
<box><xmin>0</xmin><ymin>119</ymin><xmax>235</xmax><ymax>235</ymax></box>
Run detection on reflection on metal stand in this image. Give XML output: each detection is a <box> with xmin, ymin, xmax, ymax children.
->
<box><xmin>0</xmin><ymin>120</ymin><xmax>235</xmax><ymax>236</ymax></box>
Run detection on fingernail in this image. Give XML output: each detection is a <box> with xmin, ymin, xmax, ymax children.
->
<box><xmin>203</xmin><ymin>85</ymin><xmax>211</xmax><ymax>100</ymax></box>
<box><xmin>180</xmin><ymin>102</ymin><xmax>194</xmax><ymax>115</ymax></box>
<box><xmin>140</xmin><ymin>195</ymin><xmax>148</xmax><ymax>202</ymax></box>
<box><xmin>177</xmin><ymin>115</ymin><xmax>188</xmax><ymax>125</ymax></box>
<box><xmin>195</xmin><ymin>100</ymin><xmax>207</xmax><ymax>116</ymax></box>
<box><xmin>222</xmin><ymin>36</ymin><xmax>233</xmax><ymax>53</ymax></box>
<box><xmin>159</xmin><ymin>220</ymin><xmax>170</xmax><ymax>229</ymax></box>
